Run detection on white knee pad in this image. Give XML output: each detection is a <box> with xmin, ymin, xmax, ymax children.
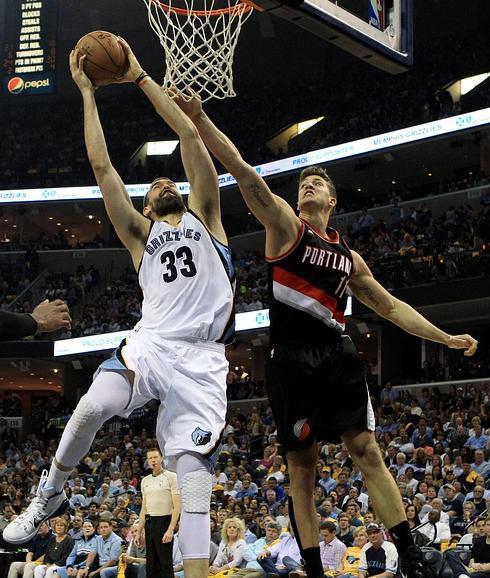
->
<box><xmin>181</xmin><ymin>470</ymin><xmax>212</xmax><ymax>514</ymax></box>
<box><xmin>66</xmin><ymin>395</ymin><xmax>103</xmax><ymax>438</ymax></box>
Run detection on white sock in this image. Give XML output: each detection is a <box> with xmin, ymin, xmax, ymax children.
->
<box><xmin>45</xmin><ymin>461</ymin><xmax>71</xmax><ymax>493</ymax></box>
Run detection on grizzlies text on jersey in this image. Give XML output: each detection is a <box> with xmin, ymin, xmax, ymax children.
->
<box><xmin>138</xmin><ymin>211</ymin><xmax>235</xmax><ymax>344</ymax></box>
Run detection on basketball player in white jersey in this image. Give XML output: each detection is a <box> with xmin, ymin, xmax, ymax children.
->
<box><xmin>171</xmin><ymin>91</ymin><xmax>478</xmax><ymax>578</ymax></box>
<box><xmin>5</xmin><ymin>42</ymin><xmax>234</xmax><ymax>578</ymax></box>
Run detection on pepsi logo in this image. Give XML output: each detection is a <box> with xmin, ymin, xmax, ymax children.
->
<box><xmin>7</xmin><ymin>77</ymin><xmax>24</xmax><ymax>94</ymax></box>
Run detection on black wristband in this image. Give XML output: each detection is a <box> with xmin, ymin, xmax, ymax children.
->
<box><xmin>135</xmin><ymin>71</ymin><xmax>149</xmax><ymax>86</ymax></box>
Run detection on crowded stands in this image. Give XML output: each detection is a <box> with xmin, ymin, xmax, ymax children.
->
<box><xmin>0</xmin><ymin>380</ymin><xmax>489</xmax><ymax>576</ymax></box>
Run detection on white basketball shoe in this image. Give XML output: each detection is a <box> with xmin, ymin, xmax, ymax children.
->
<box><xmin>3</xmin><ymin>470</ymin><xmax>68</xmax><ymax>544</ymax></box>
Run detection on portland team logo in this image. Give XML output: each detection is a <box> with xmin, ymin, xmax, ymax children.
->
<box><xmin>7</xmin><ymin>77</ymin><xmax>24</xmax><ymax>94</ymax></box>
<box><xmin>293</xmin><ymin>418</ymin><xmax>311</xmax><ymax>441</ymax></box>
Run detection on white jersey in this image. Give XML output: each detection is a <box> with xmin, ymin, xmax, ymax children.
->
<box><xmin>138</xmin><ymin>211</ymin><xmax>235</xmax><ymax>343</ymax></box>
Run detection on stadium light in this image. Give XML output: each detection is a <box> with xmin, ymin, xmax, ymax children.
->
<box><xmin>445</xmin><ymin>73</ymin><xmax>490</xmax><ymax>103</ymax></box>
<box><xmin>146</xmin><ymin>140</ymin><xmax>179</xmax><ymax>156</ymax></box>
<box><xmin>267</xmin><ymin>116</ymin><xmax>324</xmax><ymax>154</ymax></box>
<box><xmin>296</xmin><ymin>116</ymin><xmax>325</xmax><ymax>136</ymax></box>
<box><xmin>460</xmin><ymin>73</ymin><xmax>490</xmax><ymax>96</ymax></box>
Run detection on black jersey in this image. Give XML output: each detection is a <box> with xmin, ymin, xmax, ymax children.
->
<box><xmin>267</xmin><ymin>219</ymin><xmax>353</xmax><ymax>344</ymax></box>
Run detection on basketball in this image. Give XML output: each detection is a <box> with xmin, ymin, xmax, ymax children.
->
<box><xmin>75</xmin><ymin>30</ymin><xmax>129</xmax><ymax>85</ymax></box>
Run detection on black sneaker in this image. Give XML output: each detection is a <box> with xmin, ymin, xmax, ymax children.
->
<box><xmin>399</xmin><ymin>544</ymin><xmax>428</xmax><ymax>578</ymax></box>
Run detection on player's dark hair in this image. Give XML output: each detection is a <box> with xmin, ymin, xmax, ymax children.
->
<box><xmin>299</xmin><ymin>166</ymin><xmax>337</xmax><ymax>198</ymax></box>
<box><xmin>146</xmin><ymin>447</ymin><xmax>162</xmax><ymax>455</ymax></box>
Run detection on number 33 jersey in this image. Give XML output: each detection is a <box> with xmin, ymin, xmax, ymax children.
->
<box><xmin>267</xmin><ymin>219</ymin><xmax>353</xmax><ymax>344</ymax></box>
<box><xmin>138</xmin><ymin>211</ymin><xmax>235</xmax><ymax>344</ymax></box>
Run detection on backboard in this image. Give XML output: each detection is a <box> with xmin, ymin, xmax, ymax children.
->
<box><xmin>249</xmin><ymin>0</ymin><xmax>413</xmax><ymax>74</ymax></box>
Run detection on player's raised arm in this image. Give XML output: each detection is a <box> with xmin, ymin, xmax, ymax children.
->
<box><xmin>171</xmin><ymin>90</ymin><xmax>300</xmax><ymax>242</ymax></box>
<box><xmin>116</xmin><ymin>39</ymin><xmax>226</xmax><ymax>244</ymax></box>
<box><xmin>349</xmin><ymin>250</ymin><xmax>478</xmax><ymax>355</ymax></box>
<box><xmin>69</xmin><ymin>50</ymin><xmax>149</xmax><ymax>268</ymax></box>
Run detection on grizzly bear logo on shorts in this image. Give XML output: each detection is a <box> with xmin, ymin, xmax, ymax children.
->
<box><xmin>192</xmin><ymin>427</ymin><xmax>212</xmax><ymax>446</ymax></box>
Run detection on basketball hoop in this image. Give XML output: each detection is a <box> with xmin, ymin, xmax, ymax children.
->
<box><xmin>142</xmin><ymin>0</ymin><xmax>254</xmax><ymax>101</ymax></box>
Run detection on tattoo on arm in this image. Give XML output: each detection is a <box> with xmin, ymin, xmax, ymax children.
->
<box><xmin>357</xmin><ymin>285</ymin><xmax>380</xmax><ymax>308</ymax></box>
<box><xmin>247</xmin><ymin>183</ymin><xmax>270</xmax><ymax>209</ymax></box>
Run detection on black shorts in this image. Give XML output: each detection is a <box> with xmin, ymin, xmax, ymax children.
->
<box><xmin>266</xmin><ymin>335</ymin><xmax>375</xmax><ymax>451</ymax></box>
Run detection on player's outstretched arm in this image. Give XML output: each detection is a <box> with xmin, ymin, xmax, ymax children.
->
<box><xmin>69</xmin><ymin>50</ymin><xmax>149</xmax><ymax>267</ymax></box>
<box><xmin>0</xmin><ymin>299</ymin><xmax>71</xmax><ymax>341</ymax></box>
<box><xmin>116</xmin><ymin>40</ymin><xmax>226</xmax><ymax>244</ymax></box>
<box><xmin>171</xmin><ymin>90</ymin><xmax>300</xmax><ymax>243</ymax></box>
<box><xmin>349</xmin><ymin>250</ymin><xmax>478</xmax><ymax>355</ymax></box>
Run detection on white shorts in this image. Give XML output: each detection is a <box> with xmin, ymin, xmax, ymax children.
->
<box><xmin>94</xmin><ymin>327</ymin><xmax>228</xmax><ymax>459</ymax></box>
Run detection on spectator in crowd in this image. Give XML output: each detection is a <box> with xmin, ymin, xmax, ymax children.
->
<box><xmin>467</xmin><ymin>486</ymin><xmax>488</xmax><ymax>517</ymax></box>
<box><xmin>442</xmin><ymin>483</ymin><xmax>464</xmax><ymax>518</ymax></box>
<box><xmin>337</xmin><ymin>514</ymin><xmax>355</xmax><ymax>547</ymax></box>
<box><xmin>444</xmin><ymin>517</ymin><xmax>490</xmax><ymax>578</ymax></box>
<box><xmin>238</xmin><ymin>520</ymin><xmax>282</xmax><ymax>577</ymax></box>
<box><xmin>7</xmin><ymin>522</ymin><xmax>52</xmax><ymax>578</ymax></box>
<box><xmin>465</xmin><ymin>425</ymin><xmax>489</xmax><ymax>451</ymax></box>
<box><xmin>210</xmin><ymin>517</ymin><xmax>247</xmax><ymax>574</ymax></box>
<box><xmin>418</xmin><ymin>508</ymin><xmax>451</xmax><ymax>546</ymax></box>
<box><xmin>0</xmin><ymin>503</ymin><xmax>16</xmax><ymax>536</ymax></box>
<box><xmin>33</xmin><ymin>517</ymin><xmax>73</xmax><ymax>578</ymax></box>
<box><xmin>67</xmin><ymin>515</ymin><xmax>84</xmax><ymax>542</ymax></box>
<box><xmin>257</xmin><ymin>524</ymin><xmax>301</xmax><ymax>577</ymax></box>
<box><xmin>451</xmin><ymin>501</ymin><xmax>478</xmax><ymax>538</ymax></box>
<box><xmin>337</xmin><ymin>526</ymin><xmax>369</xmax><ymax>578</ymax></box>
<box><xmin>471</xmin><ymin>450</ymin><xmax>489</xmax><ymax>476</ymax></box>
<box><xmin>358</xmin><ymin>523</ymin><xmax>399</xmax><ymax>578</ymax></box>
<box><xmin>102</xmin><ymin>522</ymin><xmax>147</xmax><ymax>578</ymax></box>
<box><xmin>77</xmin><ymin>519</ymin><xmax>122</xmax><ymax>577</ymax></box>
<box><xmin>56</xmin><ymin>519</ymin><xmax>98</xmax><ymax>578</ymax></box>
<box><xmin>318</xmin><ymin>467</ymin><xmax>337</xmax><ymax>495</ymax></box>
<box><xmin>318</xmin><ymin>520</ymin><xmax>347</xmax><ymax>576</ymax></box>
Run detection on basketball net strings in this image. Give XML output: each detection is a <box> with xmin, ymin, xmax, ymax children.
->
<box><xmin>143</xmin><ymin>0</ymin><xmax>252</xmax><ymax>101</ymax></box>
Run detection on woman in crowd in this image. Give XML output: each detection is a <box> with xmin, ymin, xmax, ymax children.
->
<box><xmin>405</xmin><ymin>504</ymin><xmax>421</xmax><ymax>530</ymax></box>
<box><xmin>431</xmin><ymin>465</ymin><xmax>444</xmax><ymax>489</ymax></box>
<box><xmin>210</xmin><ymin>517</ymin><xmax>247</xmax><ymax>575</ymax></box>
<box><xmin>337</xmin><ymin>526</ymin><xmax>369</xmax><ymax>578</ymax></box>
<box><xmin>34</xmin><ymin>517</ymin><xmax>73</xmax><ymax>578</ymax></box>
<box><xmin>234</xmin><ymin>503</ymin><xmax>245</xmax><ymax>517</ymax></box>
<box><xmin>267</xmin><ymin>456</ymin><xmax>286</xmax><ymax>484</ymax></box>
<box><xmin>54</xmin><ymin>520</ymin><xmax>97</xmax><ymax>578</ymax></box>
<box><xmin>259</xmin><ymin>504</ymin><xmax>270</xmax><ymax>517</ymax></box>
<box><xmin>11</xmin><ymin>489</ymin><xmax>28</xmax><ymax>514</ymax></box>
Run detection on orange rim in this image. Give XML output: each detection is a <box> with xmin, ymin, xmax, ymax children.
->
<box><xmin>150</xmin><ymin>0</ymin><xmax>255</xmax><ymax>16</ymax></box>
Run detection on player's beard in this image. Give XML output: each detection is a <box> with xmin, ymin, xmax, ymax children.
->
<box><xmin>152</xmin><ymin>193</ymin><xmax>186</xmax><ymax>217</ymax></box>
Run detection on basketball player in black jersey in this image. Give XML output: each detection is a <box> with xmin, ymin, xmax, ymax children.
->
<box><xmin>172</xmin><ymin>92</ymin><xmax>478</xmax><ymax>578</ymax></box>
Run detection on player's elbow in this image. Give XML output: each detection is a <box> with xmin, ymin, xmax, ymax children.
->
<box><xmin>377</xmin><ymin>296</ymin><xmax>397</xmax><ymax>319</ymax></box>
<box><xmin>175</xmin><ymin>122</ymin><xmax>200</xmax><ymax>142</ymax></box>
<box><xmin>230</xmin><ymin>160</ymin><xmax>256</xmax><ymax>182</ymax></box>
<box><xmin>88</xmin><ymin>154</ymin><xmax>111</xmax><ymax>173</ymax></box>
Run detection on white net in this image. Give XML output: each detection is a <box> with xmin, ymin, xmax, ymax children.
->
<box><xmin>142</xmin><ymin>0</ymin><xmax>253</xmax><ymax>101</ymax></box>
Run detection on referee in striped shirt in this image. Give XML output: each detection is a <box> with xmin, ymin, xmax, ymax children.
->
<box><xmin>136</xmin><ymin>448</ymin><xmax>180</xmax><ymax>578</ymax></box>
